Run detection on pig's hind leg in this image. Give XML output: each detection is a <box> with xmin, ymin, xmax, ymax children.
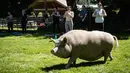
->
<box><xmin>109</xmin><ymin>52</ymin><xmax>113</xmax><ymax>61</ymax></box>
<box><xmin>102</xmin><ymin>51</ymin><xmax>109</xmax><ymax>63</ymax></box>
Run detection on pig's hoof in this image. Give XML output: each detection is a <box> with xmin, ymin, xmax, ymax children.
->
<box><xmin>102</xmin><ymin>61</ymin><xmax>106</xmax><ymax>64</ymax></box>
<box><xmin>65</xmin><ymin>65</ymin><xmax>69</xmax><ymax>69</ymax></box>
<box><xmin>110</xmin><ymin>58</ymin><xmax>113</xmax><ymax>61</ymax></box>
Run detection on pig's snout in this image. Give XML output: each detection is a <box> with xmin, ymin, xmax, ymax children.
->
<box><xmin>51</xmin><ymin>47</ymin><xmax>58</xmax><ymax>54</ymax></box>
<box><xmin>51</xmin><ymin>50</ymin><xmax>54</xmax><ymax>54</ymax></box>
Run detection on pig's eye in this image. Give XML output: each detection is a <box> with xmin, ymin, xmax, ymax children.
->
<box><xmin>59</xmin><ymin>42</ymin><xmax>66</xmax><ymax>47</ymax></box>
<box><xmin>55</xmin><ymin>43</ymin><xmax>60</xmax><ymax>46</ymax></box>
<box><xmin>58</xmin><ymin>44</ymin><xmax>66</xmax><ymax>50</ymax></box>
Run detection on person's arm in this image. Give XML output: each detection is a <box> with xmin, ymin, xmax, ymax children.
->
<box><xmin>52</xmin><ymin>12</ymin><xmax>57</xmax><ymax>16</ymax></box>
<box><xmin>6</xmin><ymin>16</ymin><xmax>8</xmax><ymax>24</ymax></box>
<box><xmin>102</xmin><ymin>9</ymin><xmax>107</xmax><ymax>17</ymax></box>
<box><xmin>56</xmin><ymin>12</ymin><xmax>60</xmax><ymax>17</ymax></box>
<box><xmin>11</xmin><ymin>15</ymin><xmax>13</xmax><ymax>20</ymax></box>
<box><xmin>51</xmin><ymin>12</ymin><xmax>54</xmax><ymax>16</ymax></box>
<box><xmin>78</xmin><ymin>12</ymin><xmax>82</xmax><ymax>18</ymax></box>
<box><xmin>63</xmin><ymin>11</ymin><xmax>67</xmax><ymax>18</ymax></box>
<box><xmin>6</xmin><ymin>16</ymin><xmax>8</xmax><ymax>20</ymax></box>
<box><xmin>82</xmin><ymin>11</ymin><xmax>87</xmax><ymax>21</ymax></box>
<box><xmin>92</xmin><ymin>10</ymin><xmax>97</xmax><ymax>17</ymax></box>
<box><xmin>68</xmin><ymin>11</ymin><xmax>74</xmax><ymax>18</ymax></box>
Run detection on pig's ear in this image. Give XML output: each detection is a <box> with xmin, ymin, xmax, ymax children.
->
<box><xmin>63</xmin><ymin>37</ymin><xmax>67</xmax><ymax>43</ymax></box>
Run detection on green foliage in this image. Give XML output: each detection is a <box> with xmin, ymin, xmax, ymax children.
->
<box><xmin>0</xmin><ymin>0</ymin><xmax>35</xmax><ymax>17</ymax></box>
<box><xmin>0</xmin><ymin>33</ymin><xmax>130</xmax><ymax>73</ymax></box>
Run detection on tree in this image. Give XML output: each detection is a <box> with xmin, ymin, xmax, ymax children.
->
<box><xmin>102</xmin><ymin>0</ymin><xmax>130</xmax><ymax>32</ymax></box>
<box><xmin>0</xmin><ymin>0</ymin><xmax>35</xmax><ymax>18</ymax></box>
<box><xmin>67</xmin><ymin>0</ymin><xmax>130</xmax><ymax>32</ymax></box>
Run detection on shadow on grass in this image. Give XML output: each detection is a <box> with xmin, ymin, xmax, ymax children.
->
<box><xmin>0</xmin><ymin>30</ymin><xmax>61</xmax><ymax>39</ymax></box>
<box><xmin>41</xmin><ymin>61</ymin><xmax>104</xmax><ymax>72</ymax></box>
<box><xmin>0</xmin><ymin>25</ymin><xmax>64</xmax><ymax>38</ymax></box>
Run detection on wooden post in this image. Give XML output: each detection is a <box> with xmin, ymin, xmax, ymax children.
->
<box><xmin>98</xmin><ymin>0</ymin><xmax>102</xmax><ymax>3</ymax></box>
<box><xmin>44</xmin><ymin>0</ymin><xmax>47</xmax><ymax>9</ymax></box>
<box><xmin>88</xmin><ymin>8</ymin><xmax>91</xmax><ymax>31</ymax></box>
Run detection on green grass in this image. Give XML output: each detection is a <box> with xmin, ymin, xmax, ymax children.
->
<box><xmin>0</xmin><ymin>27</ymin><xmax>37</xmax><ymax>31</ymax></box>
<box><xmin>0</xmin><ymin>33</ymin><xmax>130</xmax><ymax>73</ymax></box>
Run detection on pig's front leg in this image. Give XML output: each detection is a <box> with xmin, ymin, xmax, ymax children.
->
<box><xmin>65</xmin><ymin>57</ymin><xmax>77</xmax><ymax>69</ymax></box>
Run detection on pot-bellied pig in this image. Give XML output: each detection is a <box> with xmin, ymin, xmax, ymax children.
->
<box><xmin>51</xmin><ymin>30</ymin><xmax>119</xmax><ymax>69</ymax></box>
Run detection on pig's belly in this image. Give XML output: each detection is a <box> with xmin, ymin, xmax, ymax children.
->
<box><xmin>78</xmin><ymin>48</ymin><xmax>104</xmax><ymax>61</ymax></box>
<box><xmin>79</xmin><ymin>53</ymin><xmax>103</xmax><ymax>61</ymax></box>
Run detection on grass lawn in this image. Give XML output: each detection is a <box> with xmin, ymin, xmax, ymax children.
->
<box><xmin>0</xmin><ymin>27</ymin><xmax>37</xmax><ymax>31</ymax></box>
<box><xmin>0</xmin><ymin>33</ymin><xmax>130</xmax><ymax>73</ymax></box>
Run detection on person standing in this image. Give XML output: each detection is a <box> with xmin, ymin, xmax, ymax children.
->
<box><xmin>21</xmin><ymin>8</ymin><xmax>28</xmax><ymax>33</ymax></box>
<box><xmin>6</xmin><ymin>12</ymin><xmax>13</xmax><ymax>32</ymax></box>
<box><xmin>63</xmin><ymin>6</ymin><xmax>74</xmax><ymax>33</ymax></box>
<box><xmin>92</xmin><ymin>2</ymin><xmax>107</xmax><ymax>31</ymax></box>
<box><xmin>78</xmin><ymin>5</ymin><xmax>88</xmax><ymax>30</ymax></box>
<box><xmin>42</xmin><ymin>9</ymin><xmax>49</xmax><ymax>24</ymax></box>
<box><xmin>51</xmin><ymin>8</ymin><xmax>60</xmax><ymax>34</ymax></box>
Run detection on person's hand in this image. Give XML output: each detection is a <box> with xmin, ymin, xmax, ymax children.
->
<box><xmin>99</xmin><ymin>14</ymin><xmax>104</xmax><ymax>16</ymax></box>
<box><xmin>79</xmin><ymin>16</ymin><xmax>83</xmax><ymax>18</ymax></box>
<box><xmin>67</xmin><ymin>12</ymin><xmax>71</xmax><ymax>16</ymax></box>
<box><xmin>82</xmin><ymin>19</ymin><xmax>85</xmax><ymax>22</ymax></box>
<box><xmin>98</xmin><ymin>12</ymin><xmax>104</xmax><ymax>17</ymax></box>
<box><xmin>65</xmin><ymin>11</ymin><xmax>69</xmax><ymax>15</ymax></box>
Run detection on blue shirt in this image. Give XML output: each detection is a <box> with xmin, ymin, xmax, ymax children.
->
<box><xmin>79</xmin><ymin>10</ymin><xmax>88</xmax><ymax>17</ymax></box>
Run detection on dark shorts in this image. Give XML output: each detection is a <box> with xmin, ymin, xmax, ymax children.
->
<box><xmin>78</xmin><ymin>20</ymin><xmax>88</xmax><ymax>30</ymax></box>
<box><xmin>94</xmin><ymin>23</ymin><xmax>104</xmax><ymax>31</ymax></box>
<box><xmin>8</xmin><ymin>22</ymin><xmax>13</xmax><ymax>28</ymax></box>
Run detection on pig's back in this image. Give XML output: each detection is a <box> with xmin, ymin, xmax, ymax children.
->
<box><xmin>58</xmin><ymin>30</ymin><xmax>89</xmax><ymax>45</ymax></box>
<box><xmin>59</xmin><ymin>30</ymin><xmax>114</xmax><ymax>46</ymax></box>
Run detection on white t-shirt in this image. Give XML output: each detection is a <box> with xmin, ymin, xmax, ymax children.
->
<box><xmin>93</xmin><ymin>9</ymin><xmax>107</xmax><ymax>23</ymax></box>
